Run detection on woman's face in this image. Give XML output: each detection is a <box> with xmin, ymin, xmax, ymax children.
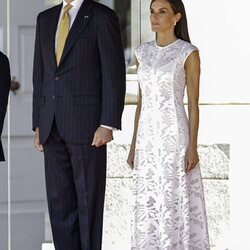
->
<box><xmin>150</xmin><ymin>0</ymin><xmax>181</xmax><ymax>33</ymax></box>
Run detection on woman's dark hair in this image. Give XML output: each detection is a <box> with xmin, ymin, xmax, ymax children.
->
<box><xmin>150</xmin><ymin>0</ymin><xmax>191</xmax><ymax>43</ymax></box>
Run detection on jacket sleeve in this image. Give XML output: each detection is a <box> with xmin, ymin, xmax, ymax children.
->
<box><xmin>32</xmin><ymin>14</ymin><xmax>44</xmax><ymax>131</ymax></box>
<box><xmin>0</xmin><ymin>53</ymin><xmax>11</xmax><ymax>136</ymax></box>
<box><xmin>97</xmin><ymin>10</ymin><xmax>126</xmax><ymax>130</ymax></box>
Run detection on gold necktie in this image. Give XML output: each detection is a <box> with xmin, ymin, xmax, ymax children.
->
<box><xmin>56</xmin><ymin>4</ymin><xmax>73</xmax><ymax>65</ymax></box>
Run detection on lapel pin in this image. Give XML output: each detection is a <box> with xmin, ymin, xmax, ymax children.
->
<box><xmin>84</xmin><ymin>16</ymin><xmax>89</xmax><ymax>19</ymax></box>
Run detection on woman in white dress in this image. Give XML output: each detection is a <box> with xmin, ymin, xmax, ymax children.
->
<box><xmin>127</xmin><ymin>0</ymin><xmax>210</xmax><ymax>249</ymax></box>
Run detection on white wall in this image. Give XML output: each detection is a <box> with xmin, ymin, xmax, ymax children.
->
<box><xmin>183</xmin><ymin>0</ymin><xmax>250</xmax><ymax>103</ymax></box>
<box><xmin>182</xmin><ymin>1</ymin><xmax>250</xmax><ymax>249</ymax></box>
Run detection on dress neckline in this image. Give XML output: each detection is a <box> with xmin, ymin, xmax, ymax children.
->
<box><xmin>154</xmin><ymin>39</ymin><xmax>180</xmax><ymax>49</ymax></box>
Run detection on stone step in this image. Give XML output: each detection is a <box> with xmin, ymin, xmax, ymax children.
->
<box><xmin>107</xmin><ymin>143</ymin><xmax>229</xmax><ymax>179</ymax></box>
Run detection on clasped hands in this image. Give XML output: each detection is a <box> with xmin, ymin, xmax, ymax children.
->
<box><xmin>34</xmin><ymin>126</ymin><xmax>113</xmax><ymax>152</ymax></box>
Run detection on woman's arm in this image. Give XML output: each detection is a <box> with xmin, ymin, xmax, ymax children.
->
<box><xmin>131</xmin><ymin>87</ymin><xmax>142</xmax><ymax>147</ymax></box>
<box><xmin>184</xmin><ymin>50</ymin><xmax>200</xmax><ymax>172</ymax></box>
<box><xmin>127</xmin><ymin>61</ymin><xmax>142</xmax><ymax>169</ymax></box>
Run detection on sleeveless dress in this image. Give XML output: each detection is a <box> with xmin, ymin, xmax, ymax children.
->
<box><xmin>131</xmin><ymin>39</ymin><xmax>210</xmax><ymax>250</ymax></box>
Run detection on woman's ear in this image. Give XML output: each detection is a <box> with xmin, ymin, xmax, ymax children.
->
<box><xmin>176</xmin><ymin>13</ymin><xmax>182</xmax><ymax>23</ymax></box>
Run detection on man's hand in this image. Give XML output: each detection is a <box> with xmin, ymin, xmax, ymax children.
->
<box><xmin>92</xmin><ymin>126</ymin><xmax>113</xmax><ymax>147</ymax></box>
<box><xmin>34</xmin><ymin>127</ymin><xmax>43</xmax><ymax>152</ymax></box>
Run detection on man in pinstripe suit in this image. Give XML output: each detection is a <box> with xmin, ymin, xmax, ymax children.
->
<box><xmin>32</xmin><ymin>0</ymin><xmax>126</xmax><ymax>249</ymax></box>
<box><xmin>0</xmin><ymin>52</ymin><xmax>10</xmax><ymax>162</ymax></box>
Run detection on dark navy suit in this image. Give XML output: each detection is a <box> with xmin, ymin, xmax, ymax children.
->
<box><xmin>32</xmin><ymin>0</ymin><xmax>126</xmax><ymax>249</ymax></box>
<box><xmin>0</xmin><ymin>52</ymin><xmax>11</xmax><ymax>162</ymax></box>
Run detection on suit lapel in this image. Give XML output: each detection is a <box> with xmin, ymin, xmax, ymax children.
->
<box><xmin>46</xmin><ymin>3</ymin><xmax>62</xmax><ymax>70</ymax></box>
<box><xmin>58</xmin><ymin>0</ymin><xmax>93</xmax><ymax>67</ymax></box>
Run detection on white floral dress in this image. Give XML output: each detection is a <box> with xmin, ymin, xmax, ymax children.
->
<box><xmin>131</xmin><ymin>39</ymin><xmax>210</xmax><ymax>250</ymax></box>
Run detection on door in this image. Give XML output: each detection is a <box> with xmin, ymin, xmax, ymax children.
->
<box><xmin>7</xmin><ymin>0</ymin><xmax>47</xmax><ymax>247</ymax></box>
<box><xmin>0</xmin><ymin>1</ymin><xmax>9</xmax><ymax>249</ymax></box>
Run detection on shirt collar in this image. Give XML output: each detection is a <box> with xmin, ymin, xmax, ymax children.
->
<box><xmin>62</xmin><ymin>0</ymin><xmax>84</xmax><ymax>10</ymax></box>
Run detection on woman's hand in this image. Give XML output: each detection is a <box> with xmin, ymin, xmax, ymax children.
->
<box><xmin>185</xmin><ymin>145</ymin><xmax>199</xmax><ymax>173</ymax></box>
<box><xmin>127</xmin><ymin>144</ymin><xmax>135</xmax><ymax>169</ymax></box>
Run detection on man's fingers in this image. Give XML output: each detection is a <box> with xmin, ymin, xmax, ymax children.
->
<box><xmin>36</xmin><ymin>145</ymin><xmax>42</xmax><ymax>152</ymax></box>
<box><xmin>39</xmin><ymin>144</ymin><xmax>44</xmax><ymax>151</ymax></box>
<box><xmin>34</xmin><ymin>137</ymin><xmax>43</xmax><ymax>152</ymax></box>
<box><xmin>92</xmin><ymin>133</ymin><xmax>106</xmax><ymax>147</ymax></box>
<box><xmin>92</xmin><ymin>137</ymin><xmax>102</xmax><ymax>147</ymax></box>
<box><xmin>92</xmin><ymin>127</ymin><xmax>113</xmax><ymax>147</ymax></box>
<box><xmin>94</xmin><ymin>140</ymin><xmax>100</xmax><ymax>147</ymax></box>
<box><xmin>34</xmin><ymin>129</ymin><xmax>43</xmax><ymax>152</ymax></box>
<box><xmin>94</xmin><ymin>139</ymin><xmax>105</xmax><ymax>148</ymax></box>
<box><xmin>35</xmin><ymin>143</ymin><xmax>43</xmax><ymax>152</ymax></box>
<box><xmin>91</xmin><ymin>133</ymin><xmax>97</xmax><ymax>146</ymax></box>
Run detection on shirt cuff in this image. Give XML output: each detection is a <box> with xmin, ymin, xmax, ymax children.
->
<box><xmin>101</xmin><ymin>125</ymin><xmax>117</xmax><ymax>131</ymax></box>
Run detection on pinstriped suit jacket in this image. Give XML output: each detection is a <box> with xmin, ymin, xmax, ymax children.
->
<box><xmin>0</xmin><ymin>52</ymin><xmax>11</xmax><ymax>161</ymax></box>
<box><xmin>33</xmin><ymin>0</ymin><xmax>126</xmax><ymax>145</ymax></box>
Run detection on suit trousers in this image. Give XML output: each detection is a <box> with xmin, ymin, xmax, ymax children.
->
<box><xmin>43</xmin><ymin>120</ymin><xmax>107</xmax><ymax>250</ymax></box>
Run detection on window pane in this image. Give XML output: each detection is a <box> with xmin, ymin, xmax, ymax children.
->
<box><xmin>97</xmin><ymin>0</ymin><xmax>136</xmax><ymax>72</ymax></box>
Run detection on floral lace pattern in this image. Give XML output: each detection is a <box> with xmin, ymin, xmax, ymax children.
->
<box><xmin>131</xmin><ymin>40</ymin><xmax>210</xmax><ymax>250</ymax></box>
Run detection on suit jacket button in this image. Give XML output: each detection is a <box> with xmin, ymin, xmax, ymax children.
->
<box><xmin>52</xmin><ymin>96</ymin><xmax>55</xmax><ymax>99</ymax></box>
<box><xmin>55</xmin><ymin>76</ymin><xmax>59</xmax><ymax>81</ymax></box>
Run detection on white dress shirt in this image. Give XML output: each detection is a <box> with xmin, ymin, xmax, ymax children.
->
<box><xmin>55</xmin><ymin>0</ymin><xmax>116</xmax><ymax>131</ymax></box>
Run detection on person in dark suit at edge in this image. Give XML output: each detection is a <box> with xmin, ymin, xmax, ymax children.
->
<box><xmin>32</xmin><ymin>0</ymin><xmax>126</xmax><ymax>249</ymax></box>
<box><xmin>0</xmin><ymin>52</ymin><xmax>11</xmax><ymax>162</ymax></box>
